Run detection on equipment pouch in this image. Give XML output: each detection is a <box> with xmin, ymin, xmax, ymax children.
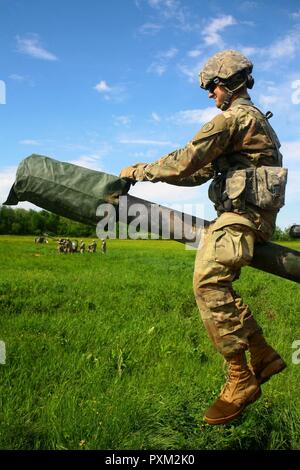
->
<box><xmin>208</xmin><ymin>174</ymin><xmax>227</xmax><ymax>207</ymax></box>
<box><xmin>245</xmin><ymin>166</ymin><xmax>288</xmax><ymax>210</ymax></box>
<box><xmin>224</xmin><ymin>166</ymin><xmax>288</xmax><ymax>211</ymax></box>
<box><xmin>225</xmin><ymin>170</ymin><xmax>247</xmax><ymax>210</ymax></box>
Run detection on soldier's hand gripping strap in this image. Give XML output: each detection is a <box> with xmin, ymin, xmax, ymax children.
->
<box><xmin>225</xmin><ymin>166</ymin><xmax>288</xmax><ymax>210</ymax></box>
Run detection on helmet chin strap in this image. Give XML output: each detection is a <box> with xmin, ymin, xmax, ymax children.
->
<box><xmin>220</xmin><ymin>90</ymin><xmax>233</xmax><ymax>111</ymax></box>
<box><xmin>219</xmin><ymin>78</ymin><xmax>248</xmax><ymax>111</ymax></box>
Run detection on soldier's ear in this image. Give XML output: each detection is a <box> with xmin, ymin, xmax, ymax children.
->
<box><xmin>246</xmin><ymin>74</ymin><xmax>254</xmax><ymax>89</ymax></box>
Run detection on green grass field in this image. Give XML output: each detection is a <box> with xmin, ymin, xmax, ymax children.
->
<box><xmin>0</xmin><ymin>235</ymin><xmax>300</xmax><ymax>450</ymax></box>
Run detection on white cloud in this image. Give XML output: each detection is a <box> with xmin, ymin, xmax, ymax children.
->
<box><xmin>258</xmin><ymin>95</ymin><xmax>280</xmax><ymax>106</ymax></box>
<box><xmin>169</xmin><ymin>107</ymin><xmax>219</xmax><ymax>125</ymax></box>
<box><xmin>151</xmin><ymin>112</ymin><xmax>161</xmax><ymax>122</ymax></box>
<box><xmin>114</xmin><ymin>115</ymin><xmax>132</xmax><ymax>126</ymax></box>
<box><xmin>128</xmin><ymin>180</ymin><xmax>215</xmax><ymax>224</ymax></box>
<box><xmin>147</xmin><ymin>63</ymin><xmax>167</xmax><ymax>76</ymax></box>
<box><xmin>202</xmin><ymin>15</ymin><xmax>237</xmax><ymax>47</ymax></box>
<box><xmin>0</xmin><ymin>166</ymin><xmax>38</xmax><ymax>209</ymax></box>
<box><xmin>9</xmin><ymin>74</ymin><xmax>25</xmax><ymax>81</ymax></box>
<box><xmin>255</xmin><ymin>79</ymin><xmax>300</xmax><ymax>112</ymax></box>
<box><xmin>119</xmin><ymin>138</ymin><xmax>178</xmax><ymax>146</ymax></box>
<box><xmin>148</xmin><ymin>0</ymin><xmax>185</xmax><ymax>18</ymax></box>
<box><xmin>68</xmin><ymin>154</ymin><xmax>104</xmax><ymax>171</ymax></box>
<box><xmin>177</xmin><ymin>60</ymin><xmax>204</xmax><ymax>83</ymax></box>
<box><xmin>143</xmin><ymin>0</ymin><xmax>193</xmax><ymax>32</ymax></box>
<box><xmin>16</xmin><ymin>34</ymin><xmax>58</xmax><ymax>61</ymax></box>
<box><xmin>243</xmin><ymin>31</ymin><xmax>300</xmax><ymax>69</ymax></box>
<box><xmin>94</xmin><ymin>80</ymin><xmax>111</xmax><ymax>92</ymax></box>
<box><xmin>285</xmin><ymin>169</ymin><xmax>300</xmax><ymax>203</ymax></box>
<box><xmin>281</xmin><ymin>141</ymin><xmax>300</xmax><ymax>163</ymax></box>
<box><xmin>291</xmin><ymin>79</ymin><xmax>300</xmax><ymax>105</ymax></box>
<box><xmin>9</xmin><ymin>74</ymin><xmax>34</xmax><ymax>87</ymax></box>
<box><xmin>60</xmin><ymin>143</ymin><xmax>92</xmax><ymax>152</ymax></box>
<box><xmin>127</xmin><ymin>148</ymin><xmax>160</xmax><ymax>160</ymax></box>
<box><xmin>19</xmin><ymin>139</ymin><xmax>40</xmax><ymax>145</ymax></box>
<box><xmin>94</xmin><ymin>80</ymin><xmax>126</xmax><ymax>102</ymax></box>
<box><xmin>129</xmin><ymin>180</ymin><xmax>201</xmax><ymax>204</ymax></box>
<box><xmin>0</xmin><ymin>81</ymin><xmax>6</xmax><ymax>104</ymax></box>
<box><xmin>239</xmin><ymin>46</ymin><xmax>259</xmax><ymax>56</ymax></box>
<box><xmin>0</xmin><ymin>166</ymin><xmax>17</xmax><ymax>205</ymax></box>
<box><xmin>269</xmin><ymin>32</ymin><xmax>300</xmax><ymax>60</ymax></box>
<box><xmin>138</xmin><ymin>22</ymin><xmax>162</xmax><ymax>35</ymax></box>
<box><xmin>148</xmin><ymin>0</ymin><xmax>164</xmax><ymax>6</ymax></box>
<box><xmin>238</xmin><ymin>25</ymin><xmax>300</xmax><ymax>71</ymax></box>
<box><xmin>0</xmin><ymin>165</ymin><xmax>42</xmax><ymax>210</ymax></box>
<box><xmin>158</xmin><ymin>47</ymin><xmax>178</xmax><ymax>59</ymax></box>
<box><xmin>188</xmin><ymin>49</ymin><xmax>202</xmax><ymax>58</ymax></box>
<box><xmin>238</xmin><ymin>1</ymin><xmax>258</xmax><ymax>9</ymax></box>
<box><xmin>148</xmin><ymin>47</ymin><xmax>179</xmax><ymax>76</ymax></box>
<box><xmin>291</xmin><ymin>10</ymin><xmax>300</xmax><ymax>19</ymax></box>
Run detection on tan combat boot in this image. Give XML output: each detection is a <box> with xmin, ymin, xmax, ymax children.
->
<box><xmin>204</xmin><ymin>351</ymin><xmax>261</xmax><ymax>425</ymax></box>
<box><xmin>248</xmin><ymin>332</ymin><xmax>286</xmax><ymax>385</ymax></box>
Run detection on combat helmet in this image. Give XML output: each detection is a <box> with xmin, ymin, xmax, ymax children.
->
<box><xmin>199</xmin><ymin>50</ymin><xmax>254</xmax><ymax>109</ymax></box>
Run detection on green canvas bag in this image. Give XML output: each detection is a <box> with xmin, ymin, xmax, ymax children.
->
<box><xmin>4</xmin><ymin>154</ymin><xmax>131</xmax><ymax>226</ymax></box>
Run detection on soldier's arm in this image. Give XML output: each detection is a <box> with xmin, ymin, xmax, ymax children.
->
<box><xmin>126</xmin><ymin>114</ymin><xmax>232</xmax><ymax>184</ymax></box>
<box><xmin>165</xmin><ymin>163</ymin><xmax>214</xmax><ymax>186</ymax></box>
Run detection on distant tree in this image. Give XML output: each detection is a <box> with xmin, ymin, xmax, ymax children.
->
<box><xmin>0</xmin><ymin>206</ymin><xmax>14</xmax><ymax>233</ymax></box>
<box><xmin>271</xmin><ymin>226</ymin><xmax>291</xmax><ymax>241</ymax></box>
<box><xmin>0</xmin><ymin>205</ymin><xmax>95</xmax><ymax>237</ymax></box>
<box><xmin>1</xmin><ymin>206</ymin><xmax>293</xmax><ymax>241</ymax></box>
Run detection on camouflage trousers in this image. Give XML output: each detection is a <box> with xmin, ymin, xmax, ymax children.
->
<box><xmin>193</xmin><ymin>212</ymin><xmax>263</xmax><ymax>359</ymax></box>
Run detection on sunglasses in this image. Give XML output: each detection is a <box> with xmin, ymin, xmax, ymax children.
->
<box><xmin>207</xmin><ymin>82</ymin><xmax>217</xmax><ymax>93</ymax></box>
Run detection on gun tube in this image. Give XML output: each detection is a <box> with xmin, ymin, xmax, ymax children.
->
<box><xmin>124</xmin><ymin>195</ymin><xmax>300</xmax><ymax>284</ymax></box>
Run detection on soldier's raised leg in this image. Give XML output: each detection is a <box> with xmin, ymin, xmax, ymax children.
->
<box><xmin>193</xmin><ymin>221</ymin><xmax>261</xmax><ymax>425</ymax></box>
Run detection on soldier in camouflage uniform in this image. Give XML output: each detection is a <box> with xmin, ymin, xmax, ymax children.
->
<box><xmin>88</xmin><ymin>240</ymin><xmax>97</xmax><ymax>253</ymax></box>
<box><xmin>120</xmin><ymin>50</ymin><xmax>288</xmax><ymax>425</ymax></box>
<box><xmin>57</xmin><ymin>238</ymin><xmax>65</xmax><ymax>254</ymax></box>
<box><xmin>101</xmin><ymin>238</ymin><xmax>107</xmax><ymax>254</ymax></box>
<box><xmin>65</xmin><ymin>238</ymin><xmax>72</xmax><ymax>254</ymax></box>
<box><xmin>79</xmin><ymin>239</ymin><xmax>85</xmax><ymax>253</ymax></box>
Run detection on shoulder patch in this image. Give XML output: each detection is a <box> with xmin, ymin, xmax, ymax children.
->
<box><xmin>201</xmin><ymin>122</ymin><xmax>215</xmax><ymax>133</ymax></box>
<box><xmin>191</xmin><ymin>113</ymin><xmax>228</xmax><ymax>144</ymax></box>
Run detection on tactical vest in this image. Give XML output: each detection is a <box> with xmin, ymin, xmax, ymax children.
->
<box><xmin>208</xmin><ymin>104</ymin><xmax>288</xmax><ymax>213</ymax></box>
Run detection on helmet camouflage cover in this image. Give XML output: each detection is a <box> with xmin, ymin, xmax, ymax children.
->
<box><xmin>199</xmin><ymin>49</ymin><xmax>253</xmax><ymax>90</ymax></box>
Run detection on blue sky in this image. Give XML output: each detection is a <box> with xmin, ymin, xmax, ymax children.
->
<box><xmin>1</xmin><ymin>0</ymin><xmax>300</xmax><ymax>229</ymax></box>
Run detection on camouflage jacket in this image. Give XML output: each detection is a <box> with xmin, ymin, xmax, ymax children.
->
<box><xmin>133</xmin><ymin>96</ymin><xmax>281</xmax><ymax>183</ymax></box>
<box><xmin>131</xmin><ymin>95</ymin><xmax>283</xmax><ymax>238</ymax></box>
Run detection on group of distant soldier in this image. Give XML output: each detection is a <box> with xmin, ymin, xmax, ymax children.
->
<box><xmin>57</xmin><ymin>238</ymin><xmax>78</xmax><ymax>254</ymax></box>
<box><xmin>56</xmin><ymin>238</ymin><xmax>107</xmax><ymax>254</ymax></box>
<box><xmin>34</xmin><ymin>236</ymin><xmax>48</xmax><ymax>244</ymax></box>
<box><xmin>34</xmin><ymin>235</ymin><xmax>107</xmax><ymax>254</ymax></box>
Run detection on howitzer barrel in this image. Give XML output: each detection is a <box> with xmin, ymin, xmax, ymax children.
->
<box><xmin>4</xmin><ymin>154</ymin><xmax>300</xmax><ymax>284</ymax></box>
<box><xmin>43</xmin><ymin>233</ymin><xmax>58</xmax><ymax>240</ymax></box>
<box><xmin>125</xmin><ymin>195</ymin><xmax>300</xmax><ymax>284</ymax></box>
<box><xmin>123</xmin><ymin>195</ymin><xmax>210</xmax><ymax>244</ymax></box>
<box><xmin>289</xmin><ymin>225</ymin><xmax>300</xmax><ymax>239</ymax></box>
<box><xmin>251</xmin><ymin>242</ymin><xmax>300</xmax><ymax>284</ymax></box>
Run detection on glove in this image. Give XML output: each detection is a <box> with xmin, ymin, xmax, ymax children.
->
<box><xmin>119</xmin><ymin>166</ymin><xmax>137</xmax><ymax>179</ymax></box>
<box><xmin>119</xmin><ymin>163</ymin><xmax>147</xmax><ymax>181</ymax></box>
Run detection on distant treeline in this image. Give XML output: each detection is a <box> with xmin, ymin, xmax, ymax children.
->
<box><xmin>271</xmin><ymin>226</ymin><xmax>293</xmax><ymax>241</ymax></box>
<box><xmin>0</xmin><ymin>205</ymin><xmax>294</xmax><ymax>240</ymax></box>
<box><xmin>0</xmin><ymin>206</ymin><xmax>95</xmax><ymax>237</ymax></box>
